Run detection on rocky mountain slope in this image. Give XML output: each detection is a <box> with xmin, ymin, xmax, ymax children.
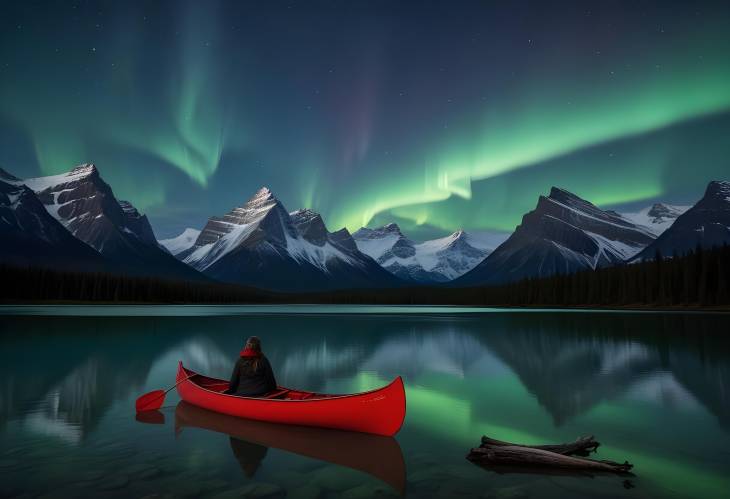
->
<box><xmin>353</xmin><ymin>224</ymin><xmax>507</xmax><ymax>283</ymax></box>
<box><xmin>9</xmin><ymin>164</ymin><xmax>205</xmax><ymax>281</ymax></box>
<box><xmin>632</xmin><ymin>180</ymin><xmax>730</xmax><ymax>261</ymax></box>
<box><xmin>621</xmin><ymin>203</ymin><xmax>689</xmax><ymax>236</ymax></box>
<box><xmin>178</xmin><ymin>188</ymin><xmax>400</xmax><ymax>291</ymax></box>
<box><xmin>0</xmin><ymin>170</ymin><xmax>107</xmax><ymax>271</ymax></box>
<box><xmin>455</xmin><ymin>187</ymin><xmax>656</xmax><ymax>286</ymax></box>
<box><xmin>159</xmin><ymin>228</ymin><xmax>201</xmax><ymax>256</ymax></box>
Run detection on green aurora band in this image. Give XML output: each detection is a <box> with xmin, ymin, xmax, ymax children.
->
<box><xmin>1</xmin><ymin>2</ymin><xmax>729</xmax><ymax>236</ymax></box>
<box><xmin>327</xmin><ymin>32</ymin><xmax>730</xmax><ymax>232</ymax></box>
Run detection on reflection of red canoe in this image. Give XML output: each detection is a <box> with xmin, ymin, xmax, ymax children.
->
<box><xmin>176</xmin><ymin>362</ymin><xmax>406</xmax><ymax>436</ymax></box>
<box><xmin>175</xmin><ymin>401</ymin><xmax>406</xmax><ymax>494</ymax></box>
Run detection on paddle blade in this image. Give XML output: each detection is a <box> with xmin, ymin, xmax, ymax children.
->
<box><xmin>136</xmin><ymin>389</ymin><xmax>166</xmax><ymax>412</ymax></box>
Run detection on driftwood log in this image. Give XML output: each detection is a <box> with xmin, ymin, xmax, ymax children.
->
<box><xmin>479</xmin><ymin>435</ymin><xmax>600</xmax><ymax>456</ymax></box>
<box><xmin>468</xmin><ymin>435</ymin><xmax>633</xmax><ymax>474</ymax></box>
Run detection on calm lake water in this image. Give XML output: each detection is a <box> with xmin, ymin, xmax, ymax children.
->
<box><xmin>1</xmin><ymin>306</ymin><xmax>729</xmax><ymax>498</ymax></box>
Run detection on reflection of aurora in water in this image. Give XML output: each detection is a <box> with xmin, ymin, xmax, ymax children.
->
<box><xmin>1</xmin><ymin>308</ymin><xmax>729</xmax><ymax>498</ymax></box>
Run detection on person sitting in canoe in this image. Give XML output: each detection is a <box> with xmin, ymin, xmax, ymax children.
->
<box><xmin>223</xmin><ymin>336</ymin><xmax>278</xmax><ymax>397</ymax></box>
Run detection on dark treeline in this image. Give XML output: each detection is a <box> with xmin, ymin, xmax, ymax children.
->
<box><xmin>0</xmin><ymin>265</ymin><xmax>278</xmax><ymax>303</ymax></box>
<box><xmin>1</xmin><ymin>244</ymin><xmax>729</xmax><ymax>308</ymax></box>
<box><xmin>315</xmin><ymin>244</ymin><xmax>730</xmax><ymax>307</ymax></box>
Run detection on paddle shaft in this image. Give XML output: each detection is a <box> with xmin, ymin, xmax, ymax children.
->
<box><xmin>139</xmin><ymin>373</ymin><xmax>197</xmax><ymax>411</ymax></box>
<box><xmin>164</xmin><ymin>373</ymin><xmax>198</xmax><ymax>396</ymax></box>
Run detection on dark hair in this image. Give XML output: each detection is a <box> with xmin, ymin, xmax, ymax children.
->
<box><xmin>243</xmin><ymin>336</ymin><xmax>263</xmax><ymax>373</ymax></box>
<box><xmin>245</xmin><ymin>336</ymin><xmax>262</xmax><ymax>352</ymax></box>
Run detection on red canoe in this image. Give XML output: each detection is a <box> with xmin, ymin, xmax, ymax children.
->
<box><xmin>175</xmin><ymin>362</ymin><xmax>406</xmax><ymax>436</ymax></box>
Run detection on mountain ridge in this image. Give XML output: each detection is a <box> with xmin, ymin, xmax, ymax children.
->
<box><xmin>455</xmin><ymin>186</ymin><xmax>656</xmax><ymax>286</ymax></box>
<box><xmin>353</xmin><ymin>224</ymin><xmax>507</xmax><ymax>283</ymax></box>
<box><xmin>632</xmin><ymin>180</ymin><xmax>730</xmax><ymax>261</ymax></box>
<box><xmin>178</xmin><ymin>187</ymin><xmax>401</xmax><ymax>291</ymax></box>
<box><xmin>7</xmin><ymin>164</ymin><xmax>206</xmax><ymax>281</ymax></box>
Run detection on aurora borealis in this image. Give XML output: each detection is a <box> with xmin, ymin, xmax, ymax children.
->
<box><xmin>1</xmin><ymin>1</ymin><xmax>729</xmax><ymax>239</ymax></box>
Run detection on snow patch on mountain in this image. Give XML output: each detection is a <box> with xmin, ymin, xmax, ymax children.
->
<box><xmin>631</xmin><ymin>180</ymin><xmax>730</xmax><ymax>261</ymax></box>
<box><xmin>455</xmin><ymin>186</ymin><xmax>657</xmax><ymax>286</ymax></box>
<box><xmin>284</xmin><ymin>233</ymin><xmax>358</xmax><ymax>272</ymax></box>
<box><xmin>353</xmin><ymin>224</ymin><xmax>506</xmax><ymax>282</ymax></box>
<box><xmin>23</xmin><ymin>164</ymin><xmax>97</xmax><ymax>193</ymax></box>
<box><xmin>178</xmin><ymin>187</ymin><xmax>397</xmax><ymax>290</ymax></box>
<box><xmin>185</xmin><ymin>222</ymin><xmax>258</xmax><ymax>269</ymax></box>
<box><xmin>621</xmin><ymin>203</ymin><xmax>689</xmax><ymax>236</ymax></box>
<box><xmin>159</xmin><ymin>228</ymin><xmax>201</xmax><ymax>255</ymax></box>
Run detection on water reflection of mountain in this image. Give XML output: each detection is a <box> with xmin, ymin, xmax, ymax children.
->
<box><xmin>0</xmin><ymin>316</ymin><xmax>192</xmax><ymax>439</ymax></box>
<box><xmin>668</xmin><ymin>351</ymin><xmax>730</xmax><ymax>430</ymax></box>
<box><xmin>479</xmin><ymin>313</ymin><xmax>730</xmax><ymax>429</ymax></box>
<box><xmin>361</xmin><ymin>327</ymin><xmax>509</xmax><ymax>380</ymax></box>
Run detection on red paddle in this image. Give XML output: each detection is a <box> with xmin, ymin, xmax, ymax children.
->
<box><xmin>135</xmin><ymin>373</ymin><xmax>197</xmax><ymax>413</ymax></box>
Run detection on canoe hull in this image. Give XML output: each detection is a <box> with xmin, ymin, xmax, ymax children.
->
<box><xmin>175</xmin><ymin>362</ymin><xmax>406</xmax><ymax>436</ymax></box>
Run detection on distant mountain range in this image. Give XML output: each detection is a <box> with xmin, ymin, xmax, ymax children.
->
<box><xmin>352</xmin><ymin>223</ymin><xmax>507</xmax><ymax>283</ymax></box>
<box><xmin>174</xmin><ymin>187</ymin><xmax>399</xmax><ymax>291</ymax></box>
<box><xmin>2</xmin><ymin>162</ymin><xmax>729</xmax><ymax>292</ymax></box>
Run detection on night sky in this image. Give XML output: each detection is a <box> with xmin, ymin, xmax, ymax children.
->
<box><xmin>1</xmin><ymin>1</ymin><xmax>729</xmax><ymax>239</ymax></box>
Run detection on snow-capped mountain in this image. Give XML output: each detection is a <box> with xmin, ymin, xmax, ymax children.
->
<box><xmin>352</xmin><ymin>224</ymin><xmax>507</xmax><ymax>283</ymax></box>
<box><xmin>455</xmin><ymin>187</ymin><xmax>656</xmax><ymax>286</ymax></box>
<box><xmin>13</xmin><ymin>164</ymin><xmax>205</xmax><ymax>281</ymax></box>
<box><xmin>0</xmin><ymin>170</ymin><xmax>107</xmax><ymax>270</ymax></box>
<box><xmin>632</xmin><ymin>180</ymin><xmax>730</xmax><ymax>261</ymax></box>
<box><xmin>621</xmin><ymin>203</ymin><xmax>690</xmax><ymax>236</ymax></box>
<box><xmin>159</xmin><ymin>228</ymin><xmax>201</xmax><ymax>256</ymax></box>
<box><xmin>178</xmin><ymin>187</ymin><xmax>400</xmax><ymax>291</ymax></box>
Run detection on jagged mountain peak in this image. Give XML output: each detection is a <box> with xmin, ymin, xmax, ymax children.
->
<box><xmin>632</xmin><ymin>179</ymin><xmax>730</xmax><ymax>261</ymax></box>
<box><xmin>705</xmin><ymin>180</ymin><xmax>730</xmax><ymax>199</ymax></box>
<box><xmin>68</xmin><ymin>163</ymin><xmax>98</xmax><ymax>176</ymax></box>
<box><xmin>545</xmin><ymin>186</ymin><xmax>600</xmax><ymax>212</ymax></box>
<box><xmin>382</xmin><ymin>222</ymin><xmax>403</xmax><ymax>234</ymax></box>
<box><xmin>621</xmin><ymin>203</ymin><xmax>688</xmax><ymax>237</ymax></box>
<box><xmin>428</xmin><ymin>230</ymin><xmax>470</xmax><ymax>251</ymax></box>
<box><xmin>290</xmin><ymin>208</ymin><xmax>328</xmax><ymax>246</ymax></box>
<box><xmin>290</xmin><ymin>208</ymin><xmax>323</xmax><ymax>223</ymax></box>
<box><xmin>648</xmin><ymin>203</ymin><xmax>684</xmax><ymax>219</ymax></box>
<box><xmin>456</xmin><ymin>186</ymin><xmax>656</xmax><ymax>286</ymax></box>
<box><xmin>330</xmin><ymin>227</ymin><xmax>358</xmax><ymax>252</ymax></box>
<box><xmin>178</xmin><ymin>186</ymin><xmax>399</xmax><ymax>291</ymax></box>
<box><xmin>0</xmin><ymin>176</ymin><xmax>108</xmax><ymax>270</ymax></box>
<box><xmin>118</xmin><ymin>200</ymin><xmax>141</xmax><ymax>216</ymax></box>
<box><xmin>353</xmin><ymin>222</ymin><xmax>406</xmax><ymax>240</ymax></box>
<box><xmin>251</xmin><ymin>186</ymin><xmax>276</xmax><ymax>202</ymax></box>
<box><xmin>353</xmin><ymin>225</ymin><xmax>503</xmax><ymax>283</ymax></box>
<box><xmin>9</xmin><ymin>163</ymin><xmax>203</xmax><ymax>281</ymax></box>
<box><xmin>549</xmin><ymin>186</ymin><xmax>579</xmax><ymax>200</ymax></box>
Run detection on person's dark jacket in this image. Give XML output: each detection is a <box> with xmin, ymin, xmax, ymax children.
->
<box><xmin>224</xmin><ymin>355</ymin><xmax>277</xmax><ymax>397</ymax></box>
